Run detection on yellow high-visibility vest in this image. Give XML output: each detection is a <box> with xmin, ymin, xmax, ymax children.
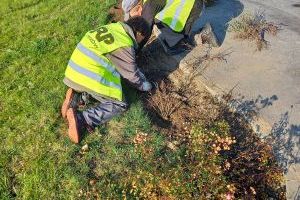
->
<box><xmin>65</xmin><ymin>22</ymin><xmax>134</xmax><ymax>101</ymax></box>
<box><xmin>144</xmin><ymin>0</ymin><xmax>195</xmax><ymax>32</ymax></box>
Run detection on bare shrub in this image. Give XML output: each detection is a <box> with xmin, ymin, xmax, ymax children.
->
<box><xmin>229</xmin><ymin>11</ymin><xmax>279</xmax><ymax>51</ymax></box>
<box><xmin>146</xmin><ymin>79</ymin><xmax>200</xmax><ymax>121</ymax></box>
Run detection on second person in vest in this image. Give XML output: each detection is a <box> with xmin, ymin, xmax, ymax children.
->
<box><xmin>61</xmin><ymin>17</ymin><xmax>152</xmax><ymax>143</ymax></box>
<box><xmin>122</xmin><ymin>0</ymin><xmax>219</xmax><ymax>55</ymax></box>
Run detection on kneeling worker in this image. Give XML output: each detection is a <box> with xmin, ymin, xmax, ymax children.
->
<box><xmin>122</xmin><ymin>0</ymin><xmax>219</xmax><ymax>55</ymax></box>
<box><xmin>61</xmin><ymin>17</ymin><xmax>152</xmax><ymax>143</ymax></box>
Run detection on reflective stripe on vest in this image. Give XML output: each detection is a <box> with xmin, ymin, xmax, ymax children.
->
<box><xmin>156</xmin><ymin>0</ymin><xmax>174</xmax><ymax>23</ymax></box>
<box><xmin>68</xmin><ymin>59</ymin><xmax>121</xmax><ymax>90</ymax></box>
<box><xmin>65</xmin><ymin>22</ymin><xmax>134</xmax><ymax>101</ymax></box>
<box><xmin>76</xmin><ymin>43</ymin><xmax>120</xmax><ymax>78</ymax></box>
<box><xmin>155</xmin><ymin>0</ymin><xmax>195</xmax><ymax>32</ymax></box>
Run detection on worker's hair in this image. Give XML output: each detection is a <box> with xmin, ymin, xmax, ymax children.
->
<box><xmin>125</xmin><ymin>16</ymin><xmax>151</xmax><ymax>39</ymax></box>
<box><xmin>131</xmin><ymin>0</ymin><xmax>143</xmax><ymax>12</ymax></box>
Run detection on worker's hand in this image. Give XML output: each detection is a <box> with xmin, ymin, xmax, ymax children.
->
<box><xmin>141</xmin><ymin>81</ymin><xmax>152</xmax><ymax>92</ymax></box>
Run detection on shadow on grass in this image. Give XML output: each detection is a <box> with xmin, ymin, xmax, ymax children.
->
<box><xmin>219</xmin><ymin>108</ymin><xmax>285</xmax><ymax>198</ymax></box>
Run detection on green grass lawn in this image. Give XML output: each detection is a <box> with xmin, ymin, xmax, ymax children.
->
<box><xmin>0</xmin><ymin>0</ymin><xmax>120</xmax><ymax>198</ymax></box>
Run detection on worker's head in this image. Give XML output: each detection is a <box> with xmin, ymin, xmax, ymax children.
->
<box><xmin>122</xmin><ymin>0</ymin><xmax>143</xmax><ymax>21</ymax></box>
<box><xmin>125</xmin><ymin>16</ymin><xmax>151</xmax><ymax>45</ymax></box>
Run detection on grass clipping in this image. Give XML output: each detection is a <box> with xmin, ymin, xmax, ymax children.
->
<box><xmin>229</xmin><ymin>12</ymin><xmax>279</xmax><ymax>50</ymax></box>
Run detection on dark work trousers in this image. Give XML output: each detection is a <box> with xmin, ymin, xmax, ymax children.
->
<box><xmin>64</xmin><ymin>77</ymin><xmax>128</xmax><ymax>128</ymax></box>
<box><xmin>141</xmin><ymin>0</ymin><xmax>203</xmax><ymax>47</ymax></box>
<box><xmin>81</xmin><ymin>96</ymin><xmax>128</xmax><ymax>128</ymax></box>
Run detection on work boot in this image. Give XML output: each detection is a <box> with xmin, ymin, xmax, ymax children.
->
<box><xmin>200</xmin><ymin>23</ymin><xmax>219</xmax><ymax>47</ymax></box>
<box><xmin>61</xmin><ymin>88</ymin><xmax>75</xmax><ymax>119</ymax></box>
<box><xmin>62</xmin><ymin>89</ymin><xmax>91</xmax><ymax>119</ymax></box>
<box><xmin>66</xmin><ymin>108</ymin><xmax>82</xmax><ymax>143</ymax></box>
<box><xmin>66</xmin><ymin>108</ymin><xmax>94</xmax><ymax>143</ymax></box>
